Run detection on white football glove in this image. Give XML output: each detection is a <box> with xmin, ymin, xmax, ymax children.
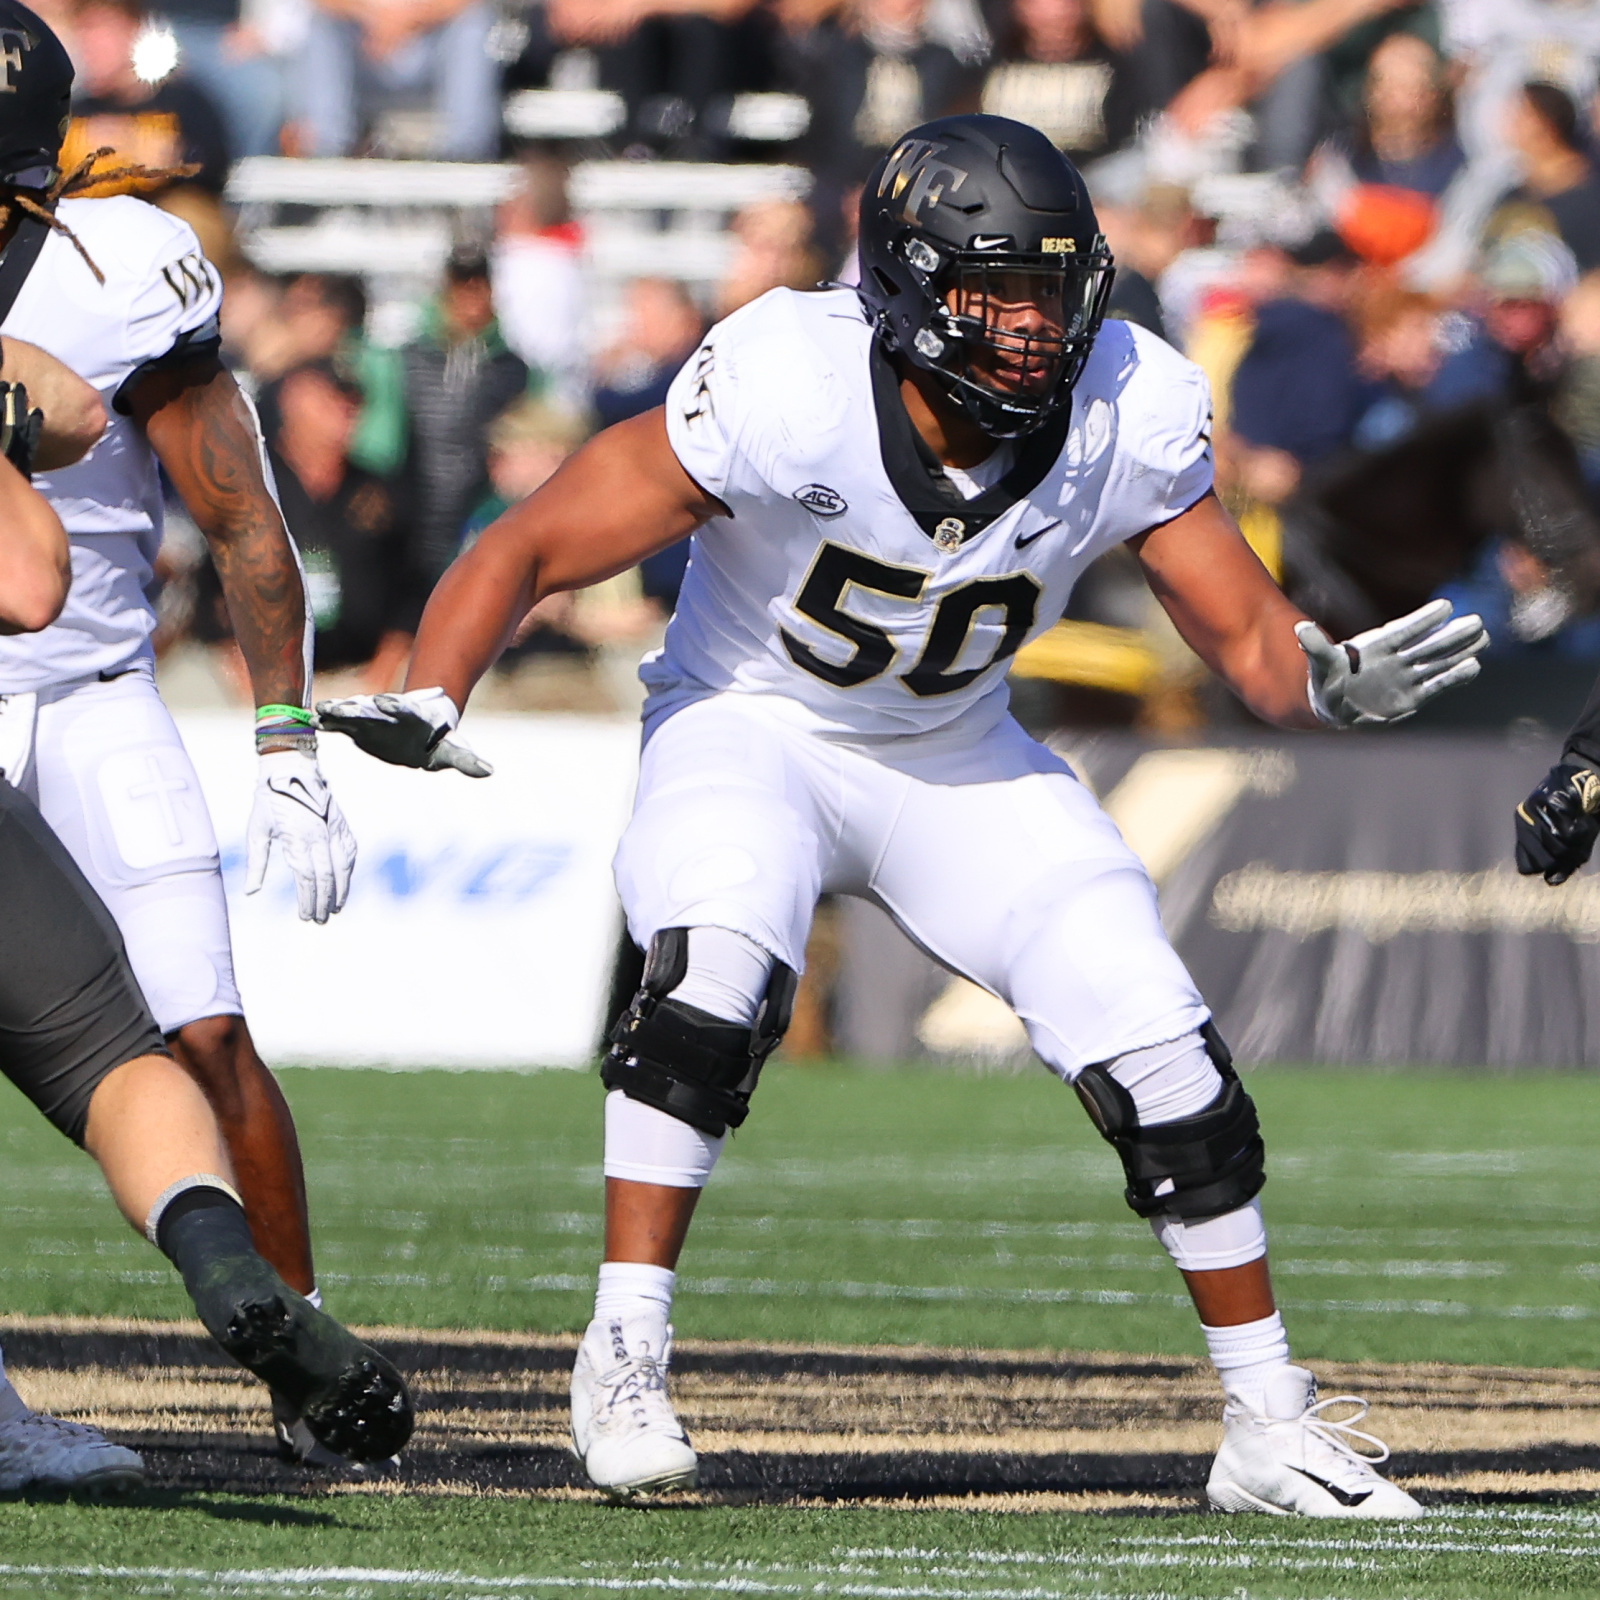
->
<box><xmin>314</xmin><ymin>686</ymin><xmax>492</xmax><ymax>778</ymax></box>
<box><xmin>1296</xmin><ymin>599</ymin><xmax>1489</xmax><ymax>728</ymax></box>
<box><xmin>246</xmin><ymin>750</ymin><xmax>357</xmax><ymax>923</ymax></box>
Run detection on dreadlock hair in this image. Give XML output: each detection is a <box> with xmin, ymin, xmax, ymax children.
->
<box><xmin>0</xmin><ymin>147</ymin><xmax>201</xmax><ymax>285</ymax></box>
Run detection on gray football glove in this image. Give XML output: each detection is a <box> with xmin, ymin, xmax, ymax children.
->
<box><xmin>1296</xmin><ymin>600</ymin><xmax>1488</xmax><ymax>728</ymax></box>
<box><xmin>314</xmin><ymin>687</ymin><xmax>492</xmax><ymax>777</ymax></box>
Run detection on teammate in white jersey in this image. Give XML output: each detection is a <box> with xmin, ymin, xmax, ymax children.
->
<box><xmin>323</xmin><ymin>115</ymin><xmax>1487</xmax><ymax>1516</ymax></box>
<box><xmin>0</xmin><ymin>3</ymin><xmax>359</xmax><ymax>1465</ymax></box>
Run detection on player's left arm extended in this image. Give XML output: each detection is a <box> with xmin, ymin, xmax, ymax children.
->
<box><xmin>133</xmin><ymin>354</ymin><xmax>357</xmax><ymax>922</ymax></box>
<box><xmin>1132</xmin><ymin>490</ymin><xmax>1487</xmax><ymax>730</ymax></box>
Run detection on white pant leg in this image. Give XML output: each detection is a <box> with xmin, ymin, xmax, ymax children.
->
<box><xmin>857</xmin><ymin>715</ymin><xmax>1209</xmax><ymax>1077</ymax></box>
<box><xmin>613</xmin><ymin>696</ymin><xmax>840</xmax><ymax>974</ymax></box>
<box><xmin>27</xmin><ymin>671</ymin><xmax>242</xmax><ymax>1034</ymax></box>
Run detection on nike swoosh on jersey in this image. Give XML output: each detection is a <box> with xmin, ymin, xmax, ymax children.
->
<box><xmin>1014</xmin><ymin>520</ymin><xmax>1061</xmax><ymax>550</ymax></box>
<box><xmin>1288</xmin><ymin>1466</ymin><xmax>1372</xmax><ymax>1507</ymax></box>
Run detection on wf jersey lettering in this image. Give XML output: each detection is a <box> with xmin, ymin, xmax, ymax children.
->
<box><xmin>161</xmin><ymin>254</ymin><xmax>217</xmax><ymax>311</ymax></box>
<box><xmin>682</xmin><ymin>344</ymin><xmax>716</xmax><ymax>424</ymax></box>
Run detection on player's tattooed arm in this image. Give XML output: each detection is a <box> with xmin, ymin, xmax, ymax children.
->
<box><xmin>404</xmin><ymin>407</ymin><xmax>721</xmax><ymax>709</ymax></box>
<box><xmin>0</xmin><ymin>338</ymin><xmax>105</xmax><ymax>470</ymax></box>
<box><xmin>133</xmin><ymin>356</ymin><xmax>307</xmax><ymax>709</ymax></box>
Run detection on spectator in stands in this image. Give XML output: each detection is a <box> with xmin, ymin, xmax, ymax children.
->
<box><xmin>1348</xmin><ymin>284</ymin><xmax>1507</xmax><ymax>452</ymax></box>
<box><xmin>1324</xmin><ymin>31</ymin><xmax>1464</xmax><ymax>199</ymax></box>
<box><xmin>268</xmin><ymin>359</ymin><xmax>420</xmax><ymax>689</ymax></box>
<box><xmin>236</xmin><ymin>272</ymin><xmax>366</xmax><ymax>388</ymax></box>
<box><xmin>297</xmin><ymin>0</ymin><xmax>498</xmax><ymax>159</ymax></box>
<box><xmin>979</xmin><ymin>0</ymin><xmax>1133</xmax><ymax>166</ymax></box>
<box><xmin>1497</xmin><ymin>82</ymin><xmax>1600</xmax><ymax>274</ymax></box>
<box><xmin>492</xmin><ymin>155</ymin><xmax>588</xmax><ymax>409</ymax></box>
<box><xmin>1480</xmin><ymin>227</ymin><xmax>1579</xmax><ymax>397</ymax></box>
<box><xmin>1557</xmin><ymin>270</ymin><xmax>1600</xmax><ymax>490</ymax></box>
<box><xmin>784</xmin><ymin>0</ymin><xmax>988</xmax><ymax>254</ymax></box>
<box><xmin>714</xmin><ymin>198</ymin><xmax>822</xmax><ymax>318</ymax></box>
<box><xmin>1121</xmin><ymin>0</ymin><xmax>1419</xmax><ymax>174</ymax></box>
<box><xmin>64</xmin><ymin>0</ymin><xmax>231</xmax><ymax>193</ymax></box>
<box><xmin>155</xmin><ymin>0</ymin><xmax>292</xmax><ymax>156</ymax></box>
<box><xmin>396</xmin><ymin>245</ymin><xmax>531</xmax><ymax>584</ymax></box>
<box><xmin>545</xmin><ymin>0</ymin><xmax>770</xmax><ymax>156</ymax></box>
<box><xmin>463</xmin><ymin>397</ymin><xmax>590</xmax><ymax>546</ymax></box>
<box><xmin>591</xmin><ymin>275</ymin><xmax>703</xmax><ymax>429</ymax></box>
<box><xmin>1227</xmin><ymin>230</ymin><xmax>1364</xmax><ymax>505</ymax></box>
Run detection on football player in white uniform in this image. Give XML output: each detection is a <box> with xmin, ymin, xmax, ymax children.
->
<box><xmin>323</xmin><ymin>116</ymin><xmax>1487</xmax><ymax>1516</ymax></box>
<box><xmin>0</xmin><ymin>3</ymin><xmax>360</xmax><ymax>1465</ymax></box>
<box><xmin>0</xmin><ymin>375</ymin><xmax>412</xmax><ymax>1488</ymax></box>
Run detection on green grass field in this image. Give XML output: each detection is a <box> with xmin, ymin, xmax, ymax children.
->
<box><xmin>7</xmin><ymin>1061</ymin><xmax>1600</xmax><ymax>1598</ymax></box>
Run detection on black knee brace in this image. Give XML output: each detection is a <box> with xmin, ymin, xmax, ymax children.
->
<box><xmin>1073</xmin><ymin>1022</ymin><xmax>1265</xmax><ymax>1222</ymax></box>
<box><xmin>600</xmin><ymin>927</ymin><xmax>798</xmax><ymax>1138</ymax></box>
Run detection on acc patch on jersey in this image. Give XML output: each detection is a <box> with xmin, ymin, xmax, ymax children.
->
<box><xmin>794</xmin><ymin>483</ymin><xmax>848</xmax><ymax>518</ymax></box>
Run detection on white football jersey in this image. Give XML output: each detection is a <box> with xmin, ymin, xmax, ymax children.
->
<box><xmin>651</xmin><ymin>286</ymin><xmax>1212</xmax><ymax>738</ymax></box>
<box><xmin>0</xmin><ymin>197</ymin><xmax>222</xmax><ymax>691</ymax></box>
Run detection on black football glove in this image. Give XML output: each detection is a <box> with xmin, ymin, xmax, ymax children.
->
<box><xmin>1515</xmin><ymin>762</ymin><xmax>1600</xmax><ymax>884</ymax></box>
<box><xmin>0</xmin><ymin>381</ymin><xmax>43</xmax><ymax>479</ymax></box>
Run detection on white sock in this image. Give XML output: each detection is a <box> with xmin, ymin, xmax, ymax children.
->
<box><xmin>594</xmin><ymin>1260</ymin><xmax>676</xmax><ymax>1344</ymax></box>
<box><xmin>306</xmin><ymin>1287</ymin><xmax>323</xmax><ymax>1311</ymax></box>
<box><xmin>1203</xmin><ymin>1311</ymin><xmax>1291</xmax><ymax>1414</ymax></box>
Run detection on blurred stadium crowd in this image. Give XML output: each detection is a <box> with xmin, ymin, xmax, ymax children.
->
<box><xmin>45</xmin><ymin>0</ymin><xmax>1600</xmax><ymax>728</ymax></box>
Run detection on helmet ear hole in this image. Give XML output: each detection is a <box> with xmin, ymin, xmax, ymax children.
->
<box><xmin>871</xmin><ymin>267</ymin><xmax>901</xmax><ymax>299</ymax></box>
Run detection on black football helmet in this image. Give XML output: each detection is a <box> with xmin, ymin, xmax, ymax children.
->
<box><xmin>0</xmin><ymin>1</ymin><xmax>71</xmax><ymax>191</ymax></box>
<box><xmin>857</xmin><ymin>114</ymin><xmax>1114</xmax><ymax>439</ymax></box>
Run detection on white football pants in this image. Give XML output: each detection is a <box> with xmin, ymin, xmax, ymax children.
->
<box><xmin>614</xmin><ymin>691</ymin><xmax>1209</xmax><ymax>1075</ymax></box>
<box><xmin>608</xmin><ymin>691</ymin><xmax>1264</xmax><ymax>1271</ymax></box>
<box><xmin>0</xmin><ymin>664</ymin><xmax>243</xmax><ymax>1034</ymax></box>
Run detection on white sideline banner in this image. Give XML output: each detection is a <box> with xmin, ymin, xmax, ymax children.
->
<box><xmin>175</xmin><ymin>712</ymin><xmax>640</xmax><ymax>1068</ymax></box>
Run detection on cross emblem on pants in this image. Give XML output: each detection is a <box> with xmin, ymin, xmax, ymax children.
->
<box><xmin>127</xmin><ymin>754</ymin><xmax>189</xmax><ymax>846</ymax></box>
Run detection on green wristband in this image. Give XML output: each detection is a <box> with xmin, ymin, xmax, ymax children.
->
<box><xmin>256</xmin><ymin>704</ymin><xmax>314</xmax><ymax>726</ymax></box>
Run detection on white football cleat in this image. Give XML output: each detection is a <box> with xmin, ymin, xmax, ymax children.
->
<box><xmin>1208</xmin><ymin>1366</ymin><xmax>1422</xmax><ymax>1518</ymax></box>
<box><xmin>0</xmin><ymin>1390</ymin><xmax>144</xmax><ymax>1495</ymax></box>
<box><xmin>570</xmin><ymin>1314</ymin><xmax>698</xmax><ymax>1499</ymax></box>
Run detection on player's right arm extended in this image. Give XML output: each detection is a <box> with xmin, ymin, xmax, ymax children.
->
<box><xmin>0</xmin><ymin>454</ymin><xmax>69</xmax><ymax>633</ymax></box>
<box><xmin>0</xmin><ymin>339</ymin><xmax>105</xmax><ymax>471</ymax></box>
<box><xmin>317</xmin><ymin>408</ymin><xmax>718</xmax><ymax>774</ymax></box>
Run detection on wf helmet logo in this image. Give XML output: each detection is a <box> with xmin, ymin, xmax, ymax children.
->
<box><xmin>0</xmin><ymin>26</ymin><xmax>34</xmax><ymax>92</ymax></box>
<box><xmin>879</xmin><ymin>139</ymin><xmax>968</xmax><ymax>225</ymax></box>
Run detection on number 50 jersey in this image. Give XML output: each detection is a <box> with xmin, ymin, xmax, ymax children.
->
<box><xmin>650</xmin><ymin>286</ymin><xmax>1214</xmax><ymax>739</ymax></box>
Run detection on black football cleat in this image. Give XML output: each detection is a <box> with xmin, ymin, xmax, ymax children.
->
<box><xmin>214</xmin><ymin>1285</ymin><xmax>413</xmax><ymax>1464</ymax></box>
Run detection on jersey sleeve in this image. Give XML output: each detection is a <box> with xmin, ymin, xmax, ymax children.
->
<box><xmin>112</xmin><ymin>214</ymin><xmax>223</xmax><ymax>414</ymax></box>
<box><xmin>663</xmin><ymin>327</ymin><xmax>741</xmax><ymax>504</ymax></box>
<box><xmin>1127</xmin><ymin>332</ymin><xmax>1214</xmax><ymax>528</ymax></box>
